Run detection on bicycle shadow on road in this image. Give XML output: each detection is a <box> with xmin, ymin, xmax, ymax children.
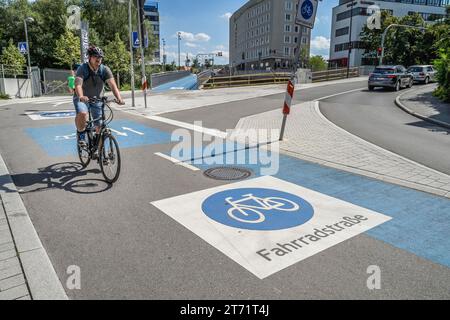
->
<box><xmin>9</xmin><ymin>162</ymin><xmax>112</xmax><ymax>194</ymax></box>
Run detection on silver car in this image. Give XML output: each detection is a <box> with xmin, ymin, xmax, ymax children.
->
<box><xmin>407</xmin><ymin>65</ymin><xmax>436</xmax><ymax>84</ymax></box>
<box><xmin>368</xmin><ymin>65</ymin><xmax>414</xmax><ymax>91</ymax></box>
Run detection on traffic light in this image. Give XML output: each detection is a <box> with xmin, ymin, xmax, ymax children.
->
<box><xmin>217</xmin><ymin>52</ymin><xmax>223</xmax><ymax>57</ymax></box>
<box><xmin>377</xmin><ymin>47</ymin><xmax>382</xmax><ymax>57</ymax></box>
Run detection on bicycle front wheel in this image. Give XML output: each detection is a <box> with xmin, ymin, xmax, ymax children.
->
<box><xmin>99</xmin><ymin>134</ymin><xmax>121</xmax><ymax>183</ymax></box>
<box><xmin>77</xmin><ymin>132</ymin><xmax>90</xmax><ymax>168</ymax></box>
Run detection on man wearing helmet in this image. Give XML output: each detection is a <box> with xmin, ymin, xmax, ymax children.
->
<box><xmin>73</xmin><ymin>46</ymin><xmax>125</xmax><ymax>146</ymax></box>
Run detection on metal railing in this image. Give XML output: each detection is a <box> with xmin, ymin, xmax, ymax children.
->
<box><xmin>203</xmin><ymin>72</ymin><xmax>291</xmax><ymax>89</ymax></box>
<box><xmin>311</xmin><ymin>67</ymin><xmax>360</xmax><ymax>82</ymax></box>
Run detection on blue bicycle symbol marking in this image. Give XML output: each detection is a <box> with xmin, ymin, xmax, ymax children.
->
<box><xmin>202</xmin><ymin>188</ymin><xmax>314</xmax><ymax>231</ymax></box>
<box><xmin>301</xmin><ymin>0</ymin><xmax>314</xmax><ymax>20</ymax></box>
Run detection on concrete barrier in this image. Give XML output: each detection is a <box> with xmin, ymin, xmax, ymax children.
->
<box><xmin>0</xmin><ymin>78</ymin><xmax>32</xmax><ymax>98</ymax></box>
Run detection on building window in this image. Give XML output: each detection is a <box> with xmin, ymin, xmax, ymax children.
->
<box><xmin>295</xmin><ymin>26</ymin><xmax>299</xmax><ymax>33</ymax></box>
<box><xmin>284</xmin><ymin>47</ymin><xmax>290</xmax><ymax>56</ymax></box>
<box><xmin>285</xmin><ymin>13</ymin><xmax>292</xmax><ymax>21</ymax></box>
<box><xmin>285</xmin><ymin>25</ymin><xmax>291</xmax><ymax>32</ymax></box>
<box><xmin>335</xmin><ymin>27</ymin><xmax>349</xmax><ymax>37</ymax></box>
<box><xmin>285</xmin><ymin>1</ymin><xmax>293</xmax><ymax>11</ymax></box>
<box><xmin>284</xmin><ymin>36</ymin><xmax>291</xmax><ymax>43</ymax></box>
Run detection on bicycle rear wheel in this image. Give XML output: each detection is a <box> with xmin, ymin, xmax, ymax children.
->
<box><xmin>99</xmin><ymin>134</ymin><xmax>121</xmax><ymax>183</ymax></box>
<box><xmin>77</xmin><ymin>132</ymin><xmax>90</xmax><ymax>167</ymax></box>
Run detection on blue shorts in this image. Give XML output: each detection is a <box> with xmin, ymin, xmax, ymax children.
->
<box><xmin>73</xmin><ymin>97</ymin><xmax>103</xmax><ymax>126</ymax></box>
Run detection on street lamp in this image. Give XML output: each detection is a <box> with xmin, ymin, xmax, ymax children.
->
<box><xmin>162</xmin><ymin>38</ymin><xmax>166</xmax><ymax>71</ymax></box>
<box><xmin>24</xmin><ymin>17</ymin><xmax>34</xmax><ymax>98</ymax></box>
<box><xmin>177</xmin><ymin>32</ymin><xmax>181</xmax><ymax>69</ymax></box>
<box><xmin>379</xmin><ymin>24</ymin><xmax>426</xmax><ymax>65</ymax></box>
<box><xmin>346</xmin><ymin>1</ymin><xmax>356</xmax><ymax>78</ymax></box>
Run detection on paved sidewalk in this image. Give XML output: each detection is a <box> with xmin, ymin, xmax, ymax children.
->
<box><xmin>233</xmin><ymin>101</ymin><xmax>450</xmax><ymax>199</ymax></box>
<box><xmin>396</xmin><ymin>84</ymin><xmax>450</xmax><ymax>129</ymax></box>
<box><xmin>0</xmin><ymin>153</ymin><xmax>67</xmax><ymax>300</ymax></box>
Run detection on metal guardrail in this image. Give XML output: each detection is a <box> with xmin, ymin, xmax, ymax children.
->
<box><xmin>203</xmin><ymin>72</ymin><xmax>291</xmax><ymax>89</ymax></box>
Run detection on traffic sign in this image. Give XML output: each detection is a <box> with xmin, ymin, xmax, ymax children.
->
<box><xmin>132</xmin><ymin>31</ymin><xmax>149</xmax><ymax>48</ymax></box>
<box><xmin>18</xmin><ymin>42</ymin><xmax>28</xmax><ymax>54</ymax></box>
<box><xmin>295</xmin><ymin>0</ymin><xmax>319</xmax><ymax>28</ymax></box>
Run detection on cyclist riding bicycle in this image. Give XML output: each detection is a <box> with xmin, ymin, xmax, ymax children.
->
<box><xmin>73</xmin><ymin>46</ymin><xmax>125</xmax><ymax>148</ymax></box>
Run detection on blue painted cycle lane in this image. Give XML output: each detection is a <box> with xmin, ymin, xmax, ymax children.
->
<box><xmin>152</xmin><ymin>74</ymin><xmax>198</xmax><ymax>93</ymax></box>
<box><xmin>164</xmin><ymin>143</ymin><xmax>450</xmax><ymax>269</ymax></box>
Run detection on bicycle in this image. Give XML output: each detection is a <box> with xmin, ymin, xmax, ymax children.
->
<box><xmin>76</xmin><ymin>97</ymin><xmax>121</xmax><ymax>184</ymax></box>
<box><xmin>225</xmin><ymin>194</ymin><xmax>300</xmax><ymax>224</ymax></box>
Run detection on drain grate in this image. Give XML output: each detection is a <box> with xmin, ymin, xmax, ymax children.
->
<box><xmin>203</xmin><ymin>167</ymin><xmax>253</xmax><ymax>181</ymax></box>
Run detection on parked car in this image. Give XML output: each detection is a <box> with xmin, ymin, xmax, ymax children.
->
<box><xmin>368</xmin><ymin>65</ymin><xmax>414</xmax><ymax>91</ymax></box>
<box><xmin>407</xmin><ymin>65</ymin><xmax>436</xmax><ymax>84</ymax></box>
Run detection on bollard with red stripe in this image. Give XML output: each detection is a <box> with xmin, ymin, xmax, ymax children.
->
<box><xmin>283</xmin><ymin>80</ymin><xmax>295</xmax><ymax>115</ymax></box>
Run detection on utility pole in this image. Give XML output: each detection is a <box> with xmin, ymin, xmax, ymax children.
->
<box><xmin>162</xmin><ymin>38</ymin><xmax>166</xmax><ymax>72</ymax></box>
<box><xmin>24</xmin><ymin>17</ymin><xmax>34</xmax><ymax>98</ymax></box>
<box><xmin>346</xmin><ymin>1</ymin><xmax>355</xmax><ymax>78</ymax></box>
<box><xmin>137</xmin><ymin>0</ymin><xmax>147</xmax><ymax>108</ymax></box>
<box><xmin>177</xmin><ymin>32</ymin><xmax>181</xmax><ymax>69</ymax></box>
<box><xmin>128</xmin><ymin>0</ymin><xmax>135</xmax><ymax>107</ymax></box>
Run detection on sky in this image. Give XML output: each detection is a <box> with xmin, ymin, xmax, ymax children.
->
<box><xmin>158</xmin><ymin>0</ymin><xmax>339</xmax><ymax>65</ymax></box>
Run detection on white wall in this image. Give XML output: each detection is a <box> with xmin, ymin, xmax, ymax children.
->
<box><xmin>1</xmin><ymin>78</ymin><xmax>32</xmax><ymax>98</ymax></box>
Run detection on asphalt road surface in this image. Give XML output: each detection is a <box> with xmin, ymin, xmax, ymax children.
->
<box><xmin>320</xmin><ymin>85</ymin><xmax>450</xmax><ymax>175</ymax></box>
<box><xmin>0</xmin><ymin>80</ymin><xmax>449</xmax><ymax>299</ymax></box>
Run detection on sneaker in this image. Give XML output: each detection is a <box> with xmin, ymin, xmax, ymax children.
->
<box><xmin>77</xmin><ymin>131</ymin><xmax>87</xmax><ymax>148</ymax></box>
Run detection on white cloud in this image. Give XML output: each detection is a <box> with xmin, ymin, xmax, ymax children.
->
<box><xmin>175</xmin><ymin>31</ymin><xmax>211</xmax><ymax>42</ymax></box>
<box><xmin>212</xmin><ymin>50</ymin><xmax>229</xmax><ymax>59</ymax></box>
<box><xmin>220</xmin><ymin>12</ymin><xmax>232</xmax><ymax>19</ymax></box>
<box><xmin>310</xmin><ymin>36</ymin><xmax>330</xmax><ymax>51</ymax></box>
<box><xmin>215</xmin><ymin>45</ymin><xmax>227</xmax><ymax>50</ymax></box>
<box><xmin>185</xmin><ymin>42</ymin><xmax>198</xmax><ymax>48</ymax></box>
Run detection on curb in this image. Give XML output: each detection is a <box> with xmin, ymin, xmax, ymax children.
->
<box><xmin>395</xmin><ymin>91</ymin><xmax>450</xmax><ymax>130</ymax></box>
<box><xmin>0</xmin><ymin>154</ymin><xmax>68</xmax><ymax>300</ymax></box>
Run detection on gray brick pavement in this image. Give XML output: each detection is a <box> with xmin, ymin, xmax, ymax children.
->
<box><xmin>0</xmin><ymin>199</ymin><xmax>31</xmax><ymax>300</ymax></box>
<box><xmin>233</xmin><ymin>101</ymin><xmax>450</xmax><ymax>199</ymax></box>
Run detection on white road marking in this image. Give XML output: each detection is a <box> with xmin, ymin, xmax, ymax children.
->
<box><xmin>314</xmin><ymin>88</ymin><xmax>367</xmax><ymax>101</ymax></box>
<box><xmin>154</xmin><ymin>152</ymin><xmax>200</xmax><ymax>171</ymax></box>
<box><xmin>146</xmin><ymin>116</ymin><xmax>228</xmax><ymax>139</ymax></box>
<box><xmin>110</xmin><ymin>128</ymin><xmax>128</xmax><ymax>137</ymax></box>
<box><xmin>122</xmin><ymin>127</ymin><xmax>144</xmax><ymax>135</ymax></box>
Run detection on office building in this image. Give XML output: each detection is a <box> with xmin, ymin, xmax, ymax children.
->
<box><xmin>230</xmin><ymin>0</ymin><xmax>312</xmax><ymax>71</ymax></box>
<box><xmin>329</xmin><ymin>0</ymin><xmax>449</xmax><ymax>68</ymax></box>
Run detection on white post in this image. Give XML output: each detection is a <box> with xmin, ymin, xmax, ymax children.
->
<box><xmin>24</xmin><ymin>19</ymin><xmax>34</xmax><ymax>98</ymax></box>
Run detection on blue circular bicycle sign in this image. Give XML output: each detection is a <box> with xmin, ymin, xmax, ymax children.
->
<box><xmin>301</xmin><ymin>0</ymin><xmax>314</xmax><ymax>20</ymax></box>
<box><xmin>202</xmin><ymin>188</ymin><xmax>314</xmax><ymax>231</ymax></box>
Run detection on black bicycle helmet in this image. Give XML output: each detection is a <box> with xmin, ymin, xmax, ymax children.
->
<box><xmin>87</xmin><ymin>46</ymin><xmax>104</xmax><ymax>58</ymax></box>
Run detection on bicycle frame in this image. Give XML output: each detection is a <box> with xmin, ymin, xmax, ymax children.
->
<box><xmin>226</xmin><ymin>194</ymin><xmax>277</xmax><ymax>211</ymax></box>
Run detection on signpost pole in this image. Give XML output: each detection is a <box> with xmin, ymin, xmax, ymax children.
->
<box><xmin>280</xmin><ymin>0</ymin><xmax>319</xmax><ymax>141</ymax></box>
<box><xmin>137</xmin><ymin>0</ymin><xmax>148</xmax><ymax>109</ymax></box>
<box><xmin>129</xmin><ymin>0</ymin><xmax>135</xmax><ymax>107</ymax></box>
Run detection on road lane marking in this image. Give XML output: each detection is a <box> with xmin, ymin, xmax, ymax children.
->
<box><xmin>146</xmin><ymin>116</ymin><xmax>228</xmax><ymax>139</ymax></box>
<box><xmin>154</xmin><ymin>152</ymin><xmax>200</xmax><ymax>171</ymax></box>
<box><xmin>315</xmin><ymin>87</ymin><xmax>367</xmax><ymax>101</ymax></box>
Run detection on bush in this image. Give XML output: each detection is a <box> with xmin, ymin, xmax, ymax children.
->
<box><xmin>433</xmin><ymin>49</ymin><xmax>450</xmax><ymax>102</ymax></box>
<box><xmin>0</xmin><ymin>93</ymin><xmax>10</xmax><ymax>100</ymax></box>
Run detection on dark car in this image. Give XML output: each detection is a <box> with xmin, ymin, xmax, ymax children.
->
<box><xmin>368</xmin><ymin>65</ymin><xmax>414</xmax><ymax>91</ymax></box>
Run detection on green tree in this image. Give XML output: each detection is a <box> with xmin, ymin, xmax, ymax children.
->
<box><xmin>104</xmin><ymin>33</ymin><xmax>130</xmax><ymax>88</ymax></box>
<box><xmin>54</xmin><ymin>28</ymin><xmax>81</xmax><ymax>68</ymax></box>
<box><xmin>309</xmin><ymin>55</ymin><xmax>328</xmax><ymax>72</ymax></box>
<box><xmin>0</xmin><ymin>39</ymin><xmax>26</xmax><ymax>76</ymax></box>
